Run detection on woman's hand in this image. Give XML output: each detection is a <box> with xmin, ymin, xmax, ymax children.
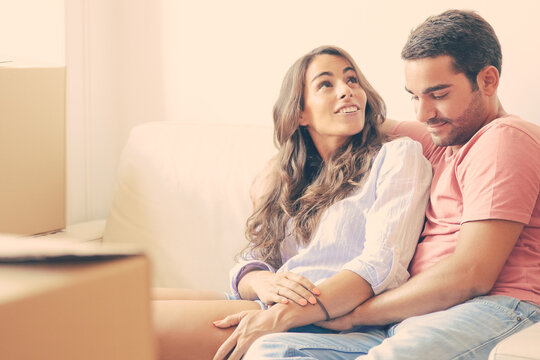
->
<box><xmin>212</xmin><ymin>309</ymin><xmax>288</xmax><ymax>360</ymax></box>
<box><xmin>243</xmin><ymin>270</ymin><xmax>320</xmax><ymax>306</ymax></box>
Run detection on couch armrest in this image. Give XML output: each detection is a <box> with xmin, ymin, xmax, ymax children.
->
<box><xmin>489</xmin><ymin>320</ymin><xmax>540</xmax><ymax>359</ymax></box>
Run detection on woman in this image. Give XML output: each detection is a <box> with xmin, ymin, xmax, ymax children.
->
<box><xmin>153</xmin><ymin>45</ymin><xmax>431</xmax><ymax>360</ymax></box>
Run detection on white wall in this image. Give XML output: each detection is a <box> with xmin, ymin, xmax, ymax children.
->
<box><xmin>4</xmin><ymin>0</ymin><xmax>540</xmax><ymax>225</ymax></box>
<box><xmin>66</xmin><ymin>0</ymin><xmax>165</xmax><ymax>224</ymax></box>
<box><xmin>162</xmin><ymin>0</ymin><xmax>540</xmax><ymax>127</ymax></box>
<box><xmin>0</xmin><ymin>0</ymin><xmax>65</xmax><ymax>64</ymax></box>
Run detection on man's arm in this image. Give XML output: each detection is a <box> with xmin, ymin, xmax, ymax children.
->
<box><xmin>321</xmin><ymin>219</ymin><xmax>523</xmax><ymax>327</ymax></box>
<box><xmin>380</xmin><ymin>118</ymin><xmax>398</xmax><ymax>135</ymax></box>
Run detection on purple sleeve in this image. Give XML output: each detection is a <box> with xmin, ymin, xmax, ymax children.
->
<box><xmin>229</xmin><ymin>260</ymin><xmax>276</xmax><ymax>299</ymax></box>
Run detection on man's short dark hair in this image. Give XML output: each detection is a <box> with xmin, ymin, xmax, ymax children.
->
<box><xmin>401</xmin><ymin>9</ymin><xmax>502</xmax><ymax>90</ymax></box>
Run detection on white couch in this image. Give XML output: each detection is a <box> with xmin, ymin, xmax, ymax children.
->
<box><xmin>102</xmin><ymin>121</ymin><xmax>540</xmax><ymax>359</ymax></box>
<box><xmin>103</xmin><ymin>121</ymin><xmax>276</xmax><ymax>292</ymax></box>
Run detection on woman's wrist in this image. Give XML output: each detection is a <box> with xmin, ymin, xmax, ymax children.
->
<box><xmin>238</xmin><ymin>270</ymin><xmax>268</xmax><ymax>299</ymax></box>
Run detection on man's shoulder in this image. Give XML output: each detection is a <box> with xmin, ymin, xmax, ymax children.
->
<box><xmin>460</xmin><ymin>115</ymin><xmax>540</xmax><ymax>166</ymax></box>
<box><xmin>482</xmin><ymin>116</ymin><xmax>540</xmax><ymax>145</ymax></box>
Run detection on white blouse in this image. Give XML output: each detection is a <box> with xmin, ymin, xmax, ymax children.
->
<box><xmin>230</xmin><ymin>137</ymin><xmax>432</xmax><ymax>297</ymax></box>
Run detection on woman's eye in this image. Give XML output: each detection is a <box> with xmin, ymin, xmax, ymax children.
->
<box><xmin>347</xmin><ymin>76</ymin><xmax>359</xmax><ymax>84</ymax></box>
<box><xmin>318</xmin><ymin>81</ymin><xmax>332</xmax><ymax>90</ymax></box>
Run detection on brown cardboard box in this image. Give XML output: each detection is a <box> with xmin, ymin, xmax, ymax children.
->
<box><xmin>0</xmin><ymin>255</ymin><xmax>155</xmax><ymax>360</ymax></box>
<box><xmin>0</xmin><ymin>60</ymin><xmax>66</xmax><ymax>235</ymax></box>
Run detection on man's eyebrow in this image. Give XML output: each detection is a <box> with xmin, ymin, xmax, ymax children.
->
<box><xmin>311</xmin><ymin>67</ymin><xmax>357</xmax><ymax>83</ymax></box>
<box><xmin>405</xmin><ymin>84</ymin><xmax>453</xmax><ymax>95</ymax></box>
<box><xmin>423</xmin><ymin>84</ymin><xmax>452</xmax><ymax>94</ymax></box>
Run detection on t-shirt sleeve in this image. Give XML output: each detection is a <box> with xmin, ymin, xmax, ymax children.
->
<box><xmin>458</xmin><ymin>124</ymin><xmax>540</xmax><ymax>224</ymax></box>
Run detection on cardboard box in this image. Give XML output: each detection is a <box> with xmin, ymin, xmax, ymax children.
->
<box><xmin>0</xmin><ymin>59</ymin><xmax>66</xmax><ymax>235</ymax></box>
<box><xmin>0</xmin><ymin>255</ymin><xmax>155</xmax><ymax>360</ymax></box>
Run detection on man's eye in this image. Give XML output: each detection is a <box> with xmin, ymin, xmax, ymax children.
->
<box><xmin>410</xmin><ymin>95</ymin><xmax>419</xmax><ymax>101</ymax></box>
<box><xmin>318</xmin><ymin>81</ymin><xmax>332</xmax><ymax>89</ymax></box>
<box><xmin>432</xmin><ymin>93</ymin><xmax>448</xmax><ymax>100</ymax></box>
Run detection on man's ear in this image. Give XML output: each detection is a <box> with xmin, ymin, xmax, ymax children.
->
<box><xmin>477</xmin><ymin>65</ymin><xmax>500</xmax><ymax>96</ymax></box>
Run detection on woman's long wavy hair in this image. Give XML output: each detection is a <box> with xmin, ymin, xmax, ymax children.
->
<box><xmin>241</xmin><ymin>46</ymin><xmax>387</xmax><ymax>269</ymax></box>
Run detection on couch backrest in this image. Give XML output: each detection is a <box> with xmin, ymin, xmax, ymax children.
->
<box><xmin>103</xmin><ymin>121</ymin><xmax>276</xmax><ymax>292</ymax></box>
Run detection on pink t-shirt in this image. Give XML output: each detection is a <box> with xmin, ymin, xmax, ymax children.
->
<box><xmin>393</xmin><ymin>116</ymin><xmax>540</xmax><ymax>305</ymax></box>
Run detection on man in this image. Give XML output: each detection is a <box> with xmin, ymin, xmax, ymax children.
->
<box><xmin>242</xmin><ymin>9</ymin><xmax>540</xmax><ymax>359</ymax></box>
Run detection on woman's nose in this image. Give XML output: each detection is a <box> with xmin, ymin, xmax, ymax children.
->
<box><xmin>338</xmin><ymin>83</ymin><xmax>353</xmax><ymax>99</ymax></box>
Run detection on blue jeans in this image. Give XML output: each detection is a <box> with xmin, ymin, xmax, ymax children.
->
<box><xmin>243</xmin><ymin>295</ymin><xmax>540</xmax><ymax>360</ymax></box>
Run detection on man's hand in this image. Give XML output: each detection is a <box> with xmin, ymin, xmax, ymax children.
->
<box><xmin>212</xmin><ymin>309</ymin><xmax>289</xmax><ymax>360</ymax></box>
<box><xmin>315</xmin><ymin>311</ymin><xmax>357</xmax><ymax>331</ymax></box>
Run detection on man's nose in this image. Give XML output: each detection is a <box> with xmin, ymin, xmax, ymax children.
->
<box><xmin>416</xmin><ymin>99</ymin><xmax>436</xmax><ymax>123</ymax></box>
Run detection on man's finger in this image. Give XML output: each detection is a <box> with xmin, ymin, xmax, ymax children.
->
<box><xmin>226</xmin><ymin>339</ymin><xmax>251</xmax><ymax>360</ymax></box>
<box><xmin>213</xmin><ymin>312</ymin><xmax>244</xmax><ymax>328</ymax></box>
<box><xmin>212</xmin><ymin>332</ymin><xmax>237</xmax><ymax>360</ymax></box>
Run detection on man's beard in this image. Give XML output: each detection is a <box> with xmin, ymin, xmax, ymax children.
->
<box><xmin>428</xmin><ymin>92</ymin><xmax>485</xmax><ymax>147</ymax></box>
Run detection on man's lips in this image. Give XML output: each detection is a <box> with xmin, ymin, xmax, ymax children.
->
<box><xmin>427</xmin><ymin>121</ymin><xmax>448</xmax><ymax>129</ymax></box>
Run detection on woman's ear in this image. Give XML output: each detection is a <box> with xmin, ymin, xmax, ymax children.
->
<box><xmin>298</xmin><ymin>113</ymin><xmax>310</xmax><ymax>127</ymax></box>
<box><xmin>476</xmin><ymin>65</ymin><xmax>500</xmax><ymax>96</ymax></box>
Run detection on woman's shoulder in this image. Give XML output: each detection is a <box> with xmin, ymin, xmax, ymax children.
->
<box><xmin>379</xmin><ymin>136</ymin><xmax>423</xmax><ymax>157</ymax></box>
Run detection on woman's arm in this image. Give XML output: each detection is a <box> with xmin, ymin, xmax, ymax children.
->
<box><xmin>213</xmin><ymin>270</ymin><xmax>373</xmax><ymax>360</ymax></box>
<box><xmin>214</xmin><ymin>139</ymin><xmax>432</xmax><ymax>360</ymax></box>
<box><xmin>341</xmin><ymin>138</ymin><xmax>431</xmax><ymax>295</ymax></box>
<box><xmin>234</xmin><ymin>155</ymin><xmax>320</xmax><ymax>306</ymax></box>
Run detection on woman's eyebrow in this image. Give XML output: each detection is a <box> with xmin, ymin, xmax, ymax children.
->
<box><xmin>311</xmin><ymin>67</ymin><xmax>356</xmax><ymax>83</ymax></box>
<box><xmin>311</xmin><ymin>71</ymin><xmax>332</xmax><ymax>83</ymax></box>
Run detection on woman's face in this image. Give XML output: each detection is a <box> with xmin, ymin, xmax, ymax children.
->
<box><xmin>300</xmin><ymin>54</ymin><xmax>367</xmax><ymax>160</ymax></box>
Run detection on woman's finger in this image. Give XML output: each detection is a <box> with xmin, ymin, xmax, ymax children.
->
<box><xmin>283</xmin><ymin>271</ymin><xmax>320</xmax><ymax>294</ymax></box>
<box><xmin>265</xmin><ymin>289</ymin><xmax>289</xmax><ymax>306</ymax></box>
<box><xmin>274</xmin><ymin>285</ymin><xmax>312</xmax><ymax>306</ymax></box>
<box><xmin>277</xmin><ymin>277</ymin><xmax>318</xmax><ymax>305</ymax></box>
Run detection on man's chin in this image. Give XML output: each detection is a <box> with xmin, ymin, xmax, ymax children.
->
<box><xmin>430</xmin><ymin>134</ymin><xmax>452</xmax><ymax>147</ymax></box>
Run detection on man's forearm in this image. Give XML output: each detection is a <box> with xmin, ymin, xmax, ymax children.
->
<box><xmin>349</xmin><ymin>220</ymin><xmax>523</xmax><ymax>326</ymax></box>
<box><xmin>349</xmin><ymin>255</ymin><xmax>482</xmax><ymax>326</ymax></box>
<box><xmin>277</xmin><ymin>270</ymin><xmax>374</xmax><ymax>329</ymax></box>
<box><xmin>380</xmin><ymin>118</ymin><xmax>398</xmax><ymax>135</ymax></box>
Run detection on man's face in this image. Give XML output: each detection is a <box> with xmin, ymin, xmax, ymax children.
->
<box><xmin>404</xmin><ymin>55</ymin><xmax>489</xmax><ymax>152</ymax></box>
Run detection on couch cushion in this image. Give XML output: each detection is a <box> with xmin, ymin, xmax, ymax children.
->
<box><xmin>103</xmin><ymin>121</ymin><xmax>275</xmax><ymax>292</ymax></box>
